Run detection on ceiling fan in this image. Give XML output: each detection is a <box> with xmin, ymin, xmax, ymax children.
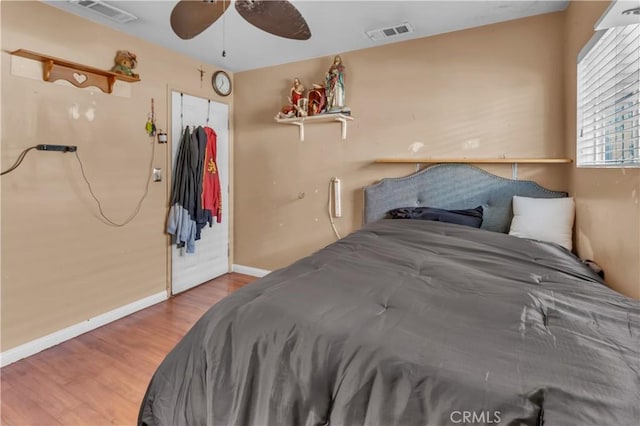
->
<box><xmin>170</xmin><ymin>0</ymin><xmax>312</xmax><ymax>41</ymax></box>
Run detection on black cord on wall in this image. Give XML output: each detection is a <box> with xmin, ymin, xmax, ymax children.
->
<box><xmin>1</xmin><ymin>143</ymin><xmax>155</xmax><ymax>227</ymax></box>
<box><xmin>74</xmin><ymin>143</ymin><xmax>155</xmax><ymax>227</ymax></box>
<box><xmin>0</xmin><ymin>146</ymin><xmax>37</xmax><ymax>176</ymax></box>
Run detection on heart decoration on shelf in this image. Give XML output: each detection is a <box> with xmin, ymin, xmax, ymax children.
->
<box><xmin>72</xmin><ymin>72</ymin><xmax>88</xmax><ymax>84</ymax></box>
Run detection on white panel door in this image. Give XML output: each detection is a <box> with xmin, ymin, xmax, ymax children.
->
<box><xmin>170</xmin><ymin>92</ymin><xmax>229</xmax><ymax>295</ymax></box>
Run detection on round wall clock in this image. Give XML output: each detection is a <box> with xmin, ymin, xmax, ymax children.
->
<box><xmin>212</xmin><ymin>70</ymin><xmax>232</xmax><ymax>97</ymax></box>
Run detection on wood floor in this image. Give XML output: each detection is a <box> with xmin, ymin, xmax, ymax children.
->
<box><xmin>0</xmin><ymin>273</ymin><xmax>257</xmax><ymax>426</ymax></box>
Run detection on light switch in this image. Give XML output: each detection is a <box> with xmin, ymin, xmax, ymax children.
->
<box><xmin>152</xmin><ymin>168</ymin><xmax>162</xmax><ymax>182</ymax></box>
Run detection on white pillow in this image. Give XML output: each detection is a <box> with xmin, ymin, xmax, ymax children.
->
<box><xmin>509</xmin><ymin>196</ymin><xmax>575</xmax><ymax>251</ymax></box>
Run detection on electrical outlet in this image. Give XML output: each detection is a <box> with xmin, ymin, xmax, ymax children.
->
<box><xmin>152</xmin><ymin>168</ymin><xmax>162</xmax><ymax>182</ymax></box>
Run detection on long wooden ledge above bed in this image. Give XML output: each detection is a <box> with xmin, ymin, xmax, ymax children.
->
<box><xmin>374</xmin><ymin>158</ymin><xmax>573</xmax><ymax>179</ymax></box>
<box><xmin>374</xmin><ymin>158</ymin><xmax>573</xmax><ymax>164</ymax></box>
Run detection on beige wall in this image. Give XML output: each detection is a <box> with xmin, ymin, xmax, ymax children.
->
<box><xmin>2</xmin><ymin>1</ymin><xmax>636</xmax><ymax>354</ymax></box>
<box><xmin>563</xmin><ymin>1</ymin><xmax>640</xmax><ymax>299</ymax></box>
<box><xmin>1</xmin><ymin>1</ymin><xmax>234</xmax><ymax>351</ymax></box>
<box><xmin>234</xmin><ymin>13</ymin><xmax>568</xmax><ymax>271</ymax></box>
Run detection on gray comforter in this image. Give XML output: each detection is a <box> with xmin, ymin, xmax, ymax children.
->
<box><xmin>139</xmin><ymin>220</ymin><xmax>640</xmax><ymax>426</ymax></box>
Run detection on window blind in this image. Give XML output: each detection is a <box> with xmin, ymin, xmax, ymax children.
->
<box><xmin>577</xmin><ymin>24</ymin><xmax>639</xmax><ymax>167</ymax></box>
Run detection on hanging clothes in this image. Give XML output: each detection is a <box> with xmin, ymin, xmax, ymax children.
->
<box><xmin>167</xmin><ymin>126</ymin><xmax>207</xmax><ymax>253</ymax></box>
<box><xmin>167</xmin><ymin>126</ymin><xmax>195</xmax><ymax>252</ymax></box>
<box><xmin>192</xmin><ymin>126</ymin><xmax>208</xmax><ymax>241</ymax></box>
<box><xmin>202</xmin><ymin>126</ymin><xmax>222</xmax><ymax>225</ymax></box>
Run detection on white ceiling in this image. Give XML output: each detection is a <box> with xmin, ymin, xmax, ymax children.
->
<box><xmin>595</xmin><ymin>0</ymin><xmax>640</xmax><ymax>30</ymax></box>
<box><xmin>45</xmin><ymin>0</ymin><xmax>569</xmax><ymax>73</ymax></box>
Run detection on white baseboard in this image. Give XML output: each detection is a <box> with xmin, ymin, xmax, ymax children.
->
<box><xmin>232</xmin><ymin>264</ymin><xmax>271</xmax><ymax>278</ymax></box>
<box><xmin>0</xmin><ymin>290</ymin><xmax>168</xmax><ymax>368</ymax></box>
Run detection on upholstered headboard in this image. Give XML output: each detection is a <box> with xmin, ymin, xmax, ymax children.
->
<box><xmin>363</xmin><ymin>164</ymin><xmax>568</xmax><ymax>233</ymax></box>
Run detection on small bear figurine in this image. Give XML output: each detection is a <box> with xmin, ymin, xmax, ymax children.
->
<box><xmin>112</xmin><ymin>50</ymin><xmax>138</xmax><ymax>78</ymax></box>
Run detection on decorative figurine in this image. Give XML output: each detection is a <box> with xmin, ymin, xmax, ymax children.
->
<box><xmin>275</xmin><ymin>56</ymin><xmax>351</xmax><ymax>120</ymax></box>
<box><xmin>276</xmin><ymin>77</ymin><xmax>307</xmax><ymax>119</ymax></box>
<box><xmin>290</xmin><ymin>78</ymin><xmax>305</xmax><ymax>108</ymax></box>
<box><xmin>307</xmin><ymin>84</ymin><xmax>327</xmax><ymax>116</ymax></box>
<box><xmin>290</xmin><ymin>77</ymin><xmax>308</xmax><ymax>117</ymax></box>
<box><xmin>112</xmin><ymin>50</ymin><xmax>138</xmax><ymax>78</ymax></box>
<box><xmin>325</xmin><ymin>55</ymin><xmax>345</xmax><ymax>113</ymax></box>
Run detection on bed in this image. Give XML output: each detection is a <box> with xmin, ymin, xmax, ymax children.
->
<box><xmin>139</xmin><ymin>164</ymin><xmax>639</xmax><ymax>426</ymax></box>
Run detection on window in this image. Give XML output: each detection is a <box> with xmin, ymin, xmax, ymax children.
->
<box><xmin>577</xmin><ymin>24</ymin><xmax>639</xmax><ymax>167</ymax></box>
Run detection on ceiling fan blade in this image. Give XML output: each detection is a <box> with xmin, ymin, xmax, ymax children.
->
<box><xmin>235</xmin><ymin>0</ymin><xmax>311</xmax><ymax>40</ymax></box>
<box><xmin>170</xmin><ymin>0</ymin><xmax>231</xmax><ymax>40</ymax></box>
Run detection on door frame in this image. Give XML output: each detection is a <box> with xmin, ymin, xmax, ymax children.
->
<box><xmin>165</xmin><ymin>87</ymin><xmax>233</xmax><ymax>296</ymax></box>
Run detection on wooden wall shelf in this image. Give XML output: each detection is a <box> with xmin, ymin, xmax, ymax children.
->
<box><xmin>11</xmin><ymin>49</ymin><xmax>140</xmax><ymax>94</ymax></box>
<box><xmin>374</xmin><ymin>158</ymin><xmax>573</xmax><ymax>179</ymax></box>
<box><xmin>275</xmin><ymin>113</ymin><xmax>353</xmax><ymax>141</ymax></box>
<box><xmin>374</xmin><ymin>158</ymin><xmax>573</xmax><ymax>164</ymax></box>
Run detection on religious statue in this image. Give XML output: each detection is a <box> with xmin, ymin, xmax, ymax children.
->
<box><xmin>275</xmin><ymin>59</ymin><xmax>350</xmax><ymax>120</ymax></box>
<box><xmin>325</xmin><ymin>55</ymin><xmax>345</xmax><ymax>112</ymax></box>
<box><xmin>307</xmin><ymin>84</ymin><xmax>327</xmax><ymax>116</ymax></box>
<box><xmin>290</xmin><ymin>78</ymin><xmax>305</xmax><ymax>108</ymax></box>
<box><xmin>276</xmin><ymin>77</ymin><xmax>307</xmax><ymax>119</ymax></box>
<box><xmin>291</xmin><ymin>77</ymin><xmax>308</xmax><ymax>117</ymax></box>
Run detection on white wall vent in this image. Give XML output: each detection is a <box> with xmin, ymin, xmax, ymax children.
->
<box><xmin>365</xmin><ymin>22</ymin><xmax>414</xmax><ymax>41</ymax></box>
<box><xmin>69</xmin><ymin>0</ymin><xmax>138</xmax><ymax>24</ymax></box>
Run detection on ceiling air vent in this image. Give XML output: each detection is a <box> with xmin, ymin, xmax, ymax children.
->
<box><xmin>69</xmin><ymin>0</ymin><xmax>138</xmax><ymax>24</ymax></box>
<box><xmin>366</xmin><ymin>22</ymin><xmax>414</xmax><ymax>42</ymax></box>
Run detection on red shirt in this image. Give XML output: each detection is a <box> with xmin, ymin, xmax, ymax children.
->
<box><xmin>202</xmin><ymin>126</ymin><xmax>222</xmax><ymax>223</ymax></box>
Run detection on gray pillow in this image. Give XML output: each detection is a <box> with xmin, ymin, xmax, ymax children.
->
<box><xmin>388</xmin><ymin>206</ymin><xmax>484</xmax><ymax>228</ymax></box>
